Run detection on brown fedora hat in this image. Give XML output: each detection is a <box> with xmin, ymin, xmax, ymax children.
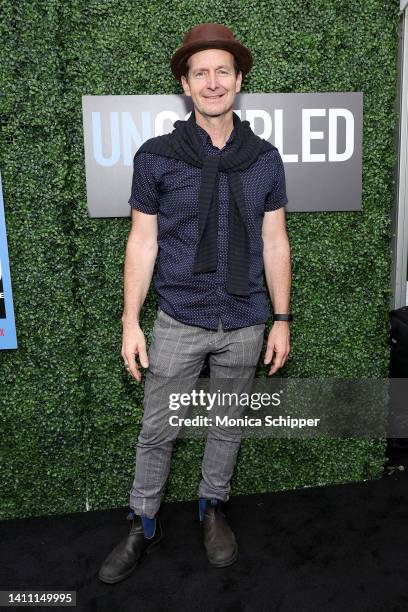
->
<box><xmin>171</xmin><ymin>22</ymin><xmax>253</xmax><ymax>81</ymax></box>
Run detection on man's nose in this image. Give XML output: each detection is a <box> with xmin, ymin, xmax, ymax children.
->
<box><xmin>206</xmin><ymin>72</ymin><xmax>220</xmax><ymax>89</ymax></box>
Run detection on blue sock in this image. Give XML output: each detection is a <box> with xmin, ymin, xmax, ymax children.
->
<box><xmin>199</xmin><ymin>497</ymin><xmax>220</xmax><ymax>522</ymax></box>
<box><xmin>141</xmin><ymin>515</ymin><xmax>156</xmax><ymax>539</ymax></box>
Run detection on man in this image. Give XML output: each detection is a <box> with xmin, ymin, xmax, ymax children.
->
<box><xmin>98</xmin><ymin>22</ymin><xmax>292</xmax><ymax>584</ymax></box>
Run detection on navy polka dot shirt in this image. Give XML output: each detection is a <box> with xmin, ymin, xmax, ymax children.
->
<box><xmin>128</xmin><ymin>120</ymin><xmax>288</xmax><ymax>330</ymax></box>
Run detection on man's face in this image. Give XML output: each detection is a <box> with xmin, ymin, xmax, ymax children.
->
<box><xmin>180</xmin><ymin>49</ymin><xmax>242</xmax><ymax>119</ymax></box>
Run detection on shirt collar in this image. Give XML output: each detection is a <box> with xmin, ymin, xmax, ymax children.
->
<box><xmin>194</xmin><ymin>120</ymin><xmax>235</xmax><ymax>150</ymax></box>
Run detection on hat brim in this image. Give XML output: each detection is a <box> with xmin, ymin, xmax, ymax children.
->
<box><xmin>171</xmin><ymin>40</ymin><xmax>253</xmax><ymax>81</ymax></box>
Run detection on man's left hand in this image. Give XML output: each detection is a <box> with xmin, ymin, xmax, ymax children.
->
<box><xmin>263</xmin><ymin>321</ymin><xmax>290</xmax><ymax>375</ymax></box>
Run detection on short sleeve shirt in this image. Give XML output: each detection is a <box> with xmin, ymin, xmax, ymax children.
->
<box><xmin>128</xmin><ymin>121</ymin><xmax>288</xmax><ymax>330</ymax></box>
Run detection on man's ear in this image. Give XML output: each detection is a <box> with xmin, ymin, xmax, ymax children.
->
<box><xmin>180</xmin><ymin>75</ymin><xmax>191</xmax><ymax>97</ymax></box>
<box><xmin>235</xmin><ymin>70</ymin><xmax>243</xmax><ymax>93</ymax></box>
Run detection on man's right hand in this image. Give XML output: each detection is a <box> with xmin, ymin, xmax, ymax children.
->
<box><xmin>121</xmin><ymin>323</ymin><xmax>149</xmax><ymax>382</ymax></box>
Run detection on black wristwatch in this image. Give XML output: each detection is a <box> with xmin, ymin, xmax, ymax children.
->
<box><xmin>273</xmin><ymin>313</ymin><xmax>293</xmax><ymax>322</ymax></box>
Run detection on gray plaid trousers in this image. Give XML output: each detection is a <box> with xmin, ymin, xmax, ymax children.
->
<box><xmin>129</xmin><ymin>309</ymin><xmax>265</xmax><ymax>518</ymax></box>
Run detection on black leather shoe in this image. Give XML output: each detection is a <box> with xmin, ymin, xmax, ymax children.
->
<box><xmin>202</xmin><ymin>500</ymin><xmax>238</xmax><ymax>567</ymax></box>
<box><xmin>98</xmin><ymin>513</ymin><xmax>163</xmax><ymax>584</ymax></box>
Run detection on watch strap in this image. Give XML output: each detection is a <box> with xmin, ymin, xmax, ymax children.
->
<box><xmin>273</xmin><ymin>313</ymin><xmax>293</xmax><ymax>322</ymax></box>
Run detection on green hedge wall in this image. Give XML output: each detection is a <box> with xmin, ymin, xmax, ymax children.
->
<box><xmin>0</xmin><ymin>0</ymin><xmax>400</xmax><ymax>520</ymax></box>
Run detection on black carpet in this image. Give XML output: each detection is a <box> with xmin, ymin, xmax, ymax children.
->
<box><xmin>2</xmin><ymin>447</ymin><xmax>408</xmax><ymax>612</ymax></box>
